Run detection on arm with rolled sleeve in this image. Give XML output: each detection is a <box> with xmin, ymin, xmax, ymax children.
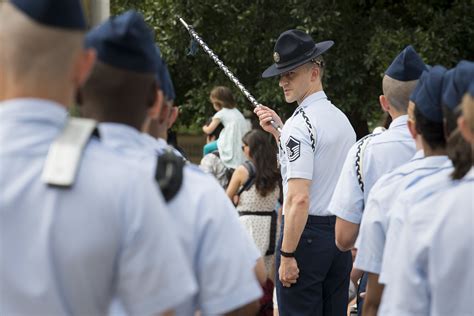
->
<box><xmin>117</xmin><ymin>178</ymin><xmax>197</xmax><ymax>316</ymax></box>
<box><xmin>329</xmin><ymin>143</ymin><xmax>364</xmax><ymax>251</ymax></box>
<box><xmin>196</xmin><ymin>185</ymin><xmax>262</xmax><ymax>315</ymax></box>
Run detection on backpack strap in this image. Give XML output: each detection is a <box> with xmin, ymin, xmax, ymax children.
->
<box><xmin>236</xmin><ymin>160</ymin><xmax>256</xmax><ymax>196</ymax></box>
<box><xmin>42</xmin><ymin>117</ymin><xmax>97</xmax><ymax>187</ymax></box>
<box><xmin>155</xmin><ymin>149</ymin><xmax>185</xmax><ymax>202</ymax></box>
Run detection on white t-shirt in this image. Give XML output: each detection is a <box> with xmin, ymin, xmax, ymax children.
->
<box><xmin>214</xmin><ymin>108</ymin><xmax>250</xmax><ymax>169</ymax></box>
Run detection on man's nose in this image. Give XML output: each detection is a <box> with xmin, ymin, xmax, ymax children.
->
<box><xmin>279</xmin><ymin>76</ymin><xmax>287</xmax><ymax>87</ymax></box>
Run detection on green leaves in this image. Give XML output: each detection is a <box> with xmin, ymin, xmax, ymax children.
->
<box><xmin>110</xmin><ymin>0</ymin><xmax>473</xmax><ymax>137</ymax></box>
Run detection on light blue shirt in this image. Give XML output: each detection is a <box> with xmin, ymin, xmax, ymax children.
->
<box><xmin>379</xmin><ymin>160</ymin><xmax>454</xmax><ymax>285</ymax></box>
<box><xmin>98</xmin><ymin>123</ymin><xmax>263</xmax><ymax>316</ymax></box>
<box><xmin>380</xmin><ymin>168</ymin><xmax>474</xmax><ymax>316</ymax></box>
<box><xmin>0</xmin><ymin>100</ymin><xmax>196</xmax><ymax>316</ymax></box>
<box><xmin>279</xmin><ymin>91</ymin><xmax>356</xmax><ymax>216</ymax></box>
<box><xmin>354</xmin><ymin>152</ymin><xmax>450</xmax><ymax>274</ymax></box>
<box><xmin>328</xmin><ymin>115</ymin><xmax>415</xmax><ymax>224</ymax></box>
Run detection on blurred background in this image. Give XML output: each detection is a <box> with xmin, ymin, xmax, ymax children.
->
<box><xmin>79</xmin><ymin>0</ymin><xmax>474</xmax><ymax>162</ymax></box>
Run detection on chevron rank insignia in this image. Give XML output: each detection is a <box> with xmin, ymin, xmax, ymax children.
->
<box><xmin>286</xmin><ymin>136</ymin><xmax>301</xmax><ymax>162</ymax></box>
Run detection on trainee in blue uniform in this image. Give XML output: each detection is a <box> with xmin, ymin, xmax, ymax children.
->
<box><xmin>379</xmin><ymin>60</ymin><xmax>474</xmax><ymax>288</ymax></box>
<box><xmin>328</xmin><ymin>45</ymin><xmax>427</xmax><ymax>227</ymax></box>
<box><xmin>0</xmin><ymin>2</ymin><xmax>196</xmax><ymax>315</ymax></box>
<box><xmin>328</xmin><ymin>45</ymin><xmax>426</xmax><ymax>315</ymax></box>
<box><xmin>82</xmin><ymin>14</ymin><xmax>262</xmax><ymax>315</ymax></box>
<box><xmin>381</xmin><ymin>167</ymin><xmax>474</xmax><ymax>316</ymax></box>
<box><xmin>355</xmin><ymin>66</ymin><xmax>449</xmax><ymax>276</ymax></box>
<box><xmin>257</xmin><ymin>30</ymin><xmax>355</xmax><ymax>315</ymax></box>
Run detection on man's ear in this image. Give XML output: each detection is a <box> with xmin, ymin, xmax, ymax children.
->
<box><xmin>379</xmin><ymin>95</ymin><xmax>390</xmax><ymax>113</ymax></box>
<box><xmin>167</xmin><ymin>106</ymin><xmax>179</xmax><ymax>129</ymax></box>
<box><xmin>310</xmin><ymin>66</ymin><xmax>320</xmax><ymax>82</ymax></box>
<box><xmin>74</xmin><ymin>48</ymin><xmax>96</xmax><ymax>88</ymax></box>
<box><xmin>458</xmin><ymin>115</ymin><xmax>474</xmax><ymax>144</ymax></box>
<box><xmin>147</xmin><ymin>90</ymin><xmax>164</xmax><ymax>119</ymax></box>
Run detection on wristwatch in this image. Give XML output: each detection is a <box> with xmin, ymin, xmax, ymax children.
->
<box><xmin>280</xmin><ymin>250</ymin><xmax>295</xmax><ymax>258</ymax></box>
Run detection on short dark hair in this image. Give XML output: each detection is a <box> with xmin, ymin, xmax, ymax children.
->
<box><xmin>414</xmin><ymin>106</ymin><xmax>446</xmax><ymax>150</ymax></box>
<box><xmin>79</xmin><ymin>61</ymin><xmax>157</xmax><ymax>129</ymax></box>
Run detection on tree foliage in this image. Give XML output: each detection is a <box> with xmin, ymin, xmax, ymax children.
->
<box><xmin>111</xmin><ymin>0</ymin><xmax>473</xmax><ymax>138</ymax></box>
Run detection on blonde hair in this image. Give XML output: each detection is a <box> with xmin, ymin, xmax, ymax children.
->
<box><xmin>382</xmin><ymin>75</ymin><xmax>418</xmax><ymax>113</ymax></box>
<box><xmin>0</xmin><ymin>3</ymin><xmax>84</xmax><ymax>90</ymax></box>
<box><xmin>210</xmin><ymin>86</ymin><xmax>236</xmax><ymax>109</ymax></box>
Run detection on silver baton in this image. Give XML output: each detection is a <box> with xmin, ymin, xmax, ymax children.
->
<box><xmin>177</xmin><ymin>16</ymin><xmax>282</xmax><ymax>134</ymax></box>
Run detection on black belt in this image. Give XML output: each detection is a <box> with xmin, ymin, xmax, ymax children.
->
<box><xmin>306</xmin><ymin>215</ymin><xmax>336</xmax><ymax>225</ymax></box>
<box><xmin>282</xmin><ymin>214</ymin><xmax>336</xmax><ymax>225</ymax></box>
<box><xmin>238</xmin><ymin>211</ymin><xmax>277</xmax><ymax>256</ymax></box>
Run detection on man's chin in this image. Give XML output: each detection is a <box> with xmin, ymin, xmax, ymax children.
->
<box><xmin>284</xmin><ymin>96</ymin><xmax>295</xmax><ymax>103</ymax></box>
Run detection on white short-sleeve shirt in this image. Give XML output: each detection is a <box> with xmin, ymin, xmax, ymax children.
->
<box><xmin>328</xmin><ymin>115</ymin><xmax>416</xmax><ymax>224</ymax></box>
<box><xmin>380</xmin><ymin>168</ymin><xmax>474</xmax><ymax>316</ymax></box>
<box><xmin>213</xmin><ymin>108</ymin><xmax>250</xmax><ymax>169</ymax></box>
<box><xmin>0</xmin><ymin>100</ymin><xmax>197</xmax><ymax>316</ymax></box>
<box><xmin>279</xmin><ymin>91</ymin><xmax>356</xmax><ymax>216</ymax></box>
<box><xmin>354</xmin><ymin>153</ymin><xmax>450</xmax><ymax>274</ymax></box>
<box><xmin>98</xmin><ymin>123</ymin><xmax>263</xmax><ymax>315</ymax></box>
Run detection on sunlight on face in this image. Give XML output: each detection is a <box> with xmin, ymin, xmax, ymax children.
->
<box><xmin>278</xmin><ymin>64</ymin><xmax>314</xmax><ymax>104</ymax></box>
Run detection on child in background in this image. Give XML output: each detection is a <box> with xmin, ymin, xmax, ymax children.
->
<box><xmin>202</xmin><ymin>86</ymin><xmax>250</xmax><ymax>169</ymax></box>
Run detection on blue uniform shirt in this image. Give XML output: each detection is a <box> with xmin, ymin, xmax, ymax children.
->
<box><xmin>0</xmin><ymin>100</ymin><xmax>196</xmax><ymax>316</ymax></box>
<box><xmin>98</xmin><ymin>123</ymin><xmax>263</xmax><ymax>315</ymax></box>
<box><xmin>354</xmin><ymin>152</ymin><xmax>450</xmax><ymax>274</ymax></box>
<box><xmin>380</xmin><ymin>168</ymin><xmax>474</xmax><ymax>316</ymax></box>
<box><xmin>379</xmin><ymin>160</ymin><xmax>454</xmax><ymax>285</ymax></box>
<box><xmin>328</xmin><ymin>115</ymin><xmax>416</xmax><ymax>223</ymax></box>
<box><xmin>279</xmin><ymin>91</ymin><xmax>355</xmax><ymax>216</ymax></box>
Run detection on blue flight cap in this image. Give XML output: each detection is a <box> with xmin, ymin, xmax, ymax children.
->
<box><xmin>414</xmin><ymin>66</ymin><xmax>447</xmax><ymax>123</ymax></box>
<box><xmin>469</xmin><ymin>82</ymin><xmax>474</xmax><ymax>97</ymax></box>
<box><xmin>162</xmin><ymin>63</ymin><xmax>176</xmax><ymax>101</ymax></box>
<box><xmin>154</xmin><ymin>46</ymin><xmax>165</xmax><ymax>87</ymax></box>
<box><xmin>385</xmin><ymin>45</ymin><xmax>427</xmax><ymax>81</ymax></box>
<box><xmin>154</xmin><ymin>46</ymin><xmax>176</xmax><ymax>101</ymax></box>
<box><xmin>85</xmin><ymin>10</ymin><xmax>160</xmax><ymax>74</ymax></box>
<box><xmin>11</xmin><ymin>0</ymin><xmax>86</xmax><ymax>30</ymax></box>
<box><xmin>442</xmin><ymin>60</ymin><xmax>474</xmax><ymax>110</ymax></box>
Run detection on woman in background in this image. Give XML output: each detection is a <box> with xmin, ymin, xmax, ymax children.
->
<box><xmin>227</xmin><ymin>129</ymin><xmax>281</xmax><ymax>281</ymax></box>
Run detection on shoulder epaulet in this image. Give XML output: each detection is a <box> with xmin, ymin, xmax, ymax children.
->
<box><xmin>296</xmin><ymin>108</ymin><xmax>316</xmax><ymax>152</ymax></box>
<box><xmin>354</xmin><ymin>133</ymin><xmax>377</xmax><ymax>192</ymax></box>
<box><xmin>42</xmin><ymin>117</ymin><xmax>98</xmax><ymax>187</ymax></box>
<box><xmin>155</xmin><ymin>149</ymin><xmax>185</xmax><ymax>202</ymax></box>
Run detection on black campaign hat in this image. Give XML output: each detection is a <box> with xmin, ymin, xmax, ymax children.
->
<box><xmin>262</xmin><ymin>29</ymin><xmax>334</xmax><ymax>78</ymax></box>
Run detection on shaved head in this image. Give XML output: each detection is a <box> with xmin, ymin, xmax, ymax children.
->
<box><xmin>0</xmin><ymin>2</ymin><xmax>89</xmax><ymax>103</ymax></box>
<box><xmin>382</xmin><ymin>75</ymin><xmax>418</xmax><ymax>113</ymax></box>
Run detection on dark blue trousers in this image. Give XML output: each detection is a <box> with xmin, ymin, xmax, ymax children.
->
<box><xmin>276</xmin><ymin>216</ymin><xmax>351</xmax><ymax>316</ymax></box>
